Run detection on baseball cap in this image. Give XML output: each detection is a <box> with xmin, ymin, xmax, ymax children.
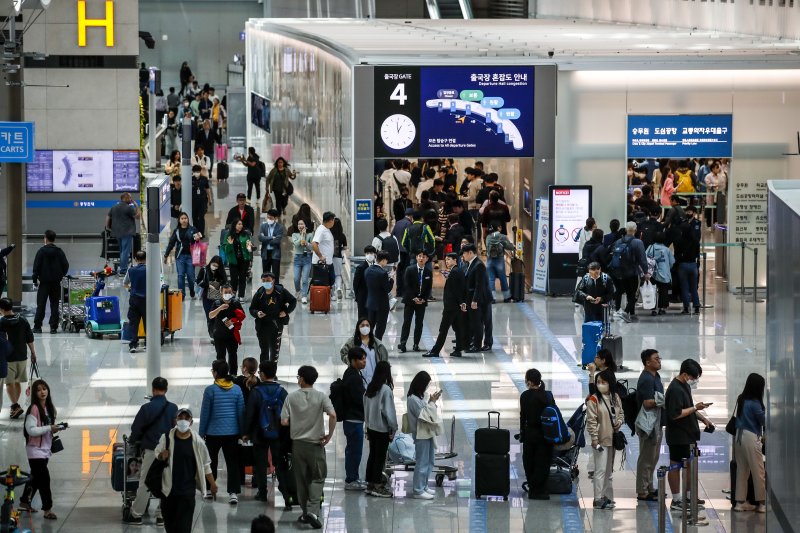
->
<box><xmin>176</xmin><ymin>408</ymin><xmax>193</xmax><ymax>418</ymax></box>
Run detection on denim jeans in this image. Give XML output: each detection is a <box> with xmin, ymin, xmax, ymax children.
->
<box><xmin>677</xmin><ymin>262</ymin><xmax>700</xmax><ymax>309</ymax></box>
<box><xmin>412</xmin><ymin>437</ymin><xmax>435</xmax><ymax>494</ymax></box>
<box><xmin>118</xmin><ymin>235</ymin><xmax>133</xmax><ymax>274</ymax></box>
<box><xmin>294</xmin><ymin>254</ymin><xmax>312</xmax><ymax>297</ymax></box>
<box><xmin>175</xmin><ymin>254</ymin><xmax>196</xmax><ymax>296</ymax></box>
<box><xmin>343</xmin><ymin>421</ymin><xmax>364</xmax><ymax>483</ymax></box>
<box><xmin>486</xmin><ymin>256</ymin><xmax>510</xmax><ymax>299</ymax></box>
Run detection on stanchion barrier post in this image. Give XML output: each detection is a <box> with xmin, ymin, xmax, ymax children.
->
<box><xmin>657</xmin><ymin>466</ymin><xmax>667</xmax><ymax>533</ymax></box>
<box><xmin>739</xmin><ymin>241</ymin><xmax>746</xmax><ymax>296</ymax></box>
<box><xmin>701</xmin><ymin>251</ymin><xmax>707</xmax><ymax>309</ymax></box>
<box><xmin>690</xmin><ymin>443</ymin><xmax>699</xmax><ymax>522</ymax></box>
<box><xmin>682</xmin><ymin>457</ymin><xmax>690</xmax><ymax>529</ymax></box>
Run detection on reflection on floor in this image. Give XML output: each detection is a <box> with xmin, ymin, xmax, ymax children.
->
<box><xmin>0</xmin><ymin>168</ymin><xmax>766</xmax><ymax>532</ymax></box>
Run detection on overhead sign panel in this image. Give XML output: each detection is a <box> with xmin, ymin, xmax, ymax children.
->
<box><xmin>0</xmin><ymin>121</ymin><xmax>35</xmax><ymax>163</ymax></box>
<box><xmin>627</xmin><ymin>114</ymin><xmax>733</xmax><ymax>159</ymax></box>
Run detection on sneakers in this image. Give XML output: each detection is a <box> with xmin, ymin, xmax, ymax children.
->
<box><xmin>424</xmin><ymin>488</ymin><xmax>436</xmax><ymax>495</ymax></box>
<box><xmin>156</xmin><ymin>515</ymin><xmax>164</xmax><ymax>527</ymax></box>
<box><xmin>9</xmin><ymin>403</ymin><xmax>23</xmax><ymax>419</ymax></box>
<box><xmin>593</xmin><ymin>497</ymin><xmax>615</xmax><ymax>510</ymax></box>
<box><xmin>122</xmin><ymin>514</ymin><xmax>143</xmax><ymax>525</ymax></box>
<box><xmin>305</xmin><ymin>513</ymin><xmax>323</xmax><ymax>529</ymax></box>
<box><xmin>412</xmin><ymin>491</ymin><xmax>434</xmax><ymax>500</ymax></box>
<box><xmin>587</xmin><ymin>471</ymin><xmax>594</xmax><ymax>480</ymax></box>
<box><xmin>228</xmin><ymin>493</ymin><xmax>238</xmax><ymax>505</ymax></box>
<box><xmin>756</xmin><ymin>504</ymin><xmax>766</xmax><ymax>513</ymax></box>
<box><xmin>389</xmin><ymin>297</ymin><xmax>398</xmax><ymax>310</ymax></box>
<box><xmin>368</xmin><ymin>485</ymin><xmax>392</xmax><ymax>498</ymax></box>
<box><xmin>670</xmin><ymin>499</ymin><xmax>705</xmax><ymax>512</ymax></box>
<box><xmin>344</xmin><ymin>480</ymin><xmax>367</xmax><ymax>491</ymax></box>
<box><xmin>734</xmin><ymin>502</ymin><xmax>757</xmax><ymax>512</ymax></box>
<box><xmin>203</xmin><ymin>490</ymin><xmax>213</xmax><ymax>500</ymax></box>
<box><xmin>129</xmin><ymin>346</ymin><xmax>141</xmax><ymax>353</ymax></box>
<box><xmin>301</xmin><ymin>296</ymin><xmax>308</xmax><ymax>305</ymax></box>
<box><xmin>337</xmin><ymin>288</ymin><xmax>343</xmax><ymax>300</ymax></box>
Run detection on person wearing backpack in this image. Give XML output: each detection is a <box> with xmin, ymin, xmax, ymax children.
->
<box><xmin>372</xmin><ymin>218</ymin><xmax>401</xmax><ymax>271</ymax></box>
<box><xmin>646</xmin><ymin>233</ymin><xmax>676</xmax><ymax>315</ymax></box>
<box><xmin>336</xmin><ymin>347</ymin><xmax>368</xmax><ymax>491</ymax></box>
<box><xmin>609</xmin><ymin>222</ymin><xmax>648</xmax><ymax>323</ymax></box>
<box><xmin>484</xmin><ymin>224</ymin><xmax>516</xmax><ymax>304</ymax></box>
<box><xmin>519</xmin><ymin>368</ymin><xmax>554</xmax><ymax>500</ymax></box>
<box><xmin>199</xmin><ymin>360</ymin><xmax>245</xmax><ymax>505</ymax></box>
<box><xmin>574</xmin><ymin>263</ymin><xmax>616</xmax><ymax>323</ymax></box>
<box><xmin>243</xmin><ymin>361</ymin><xmax>290</xmax><ymax>505</ymax></box>
<box><xmin>674</xmin><ymin>160</ymin><xmax>696</xmax><ymax>194</ymax></box>
<box><xmin>586</xmin><ymin>369</ymin><xmax>625</xmax><ymax>510</ymax></box>
<box><xmin>401</xmin><ymin>211</ymin><xmax>436</xmax><ymax>259</ymax></box>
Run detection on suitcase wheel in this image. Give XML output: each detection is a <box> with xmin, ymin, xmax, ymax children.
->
<box><xmin>435</xmin><ymin>474</ymin><xmax>444</xmax><ymax>487</ymax></box>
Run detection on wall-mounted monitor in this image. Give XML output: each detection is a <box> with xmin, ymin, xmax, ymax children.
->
<box><xmin>26</xmin><ymin>150</ymin><xmax>140</xmax><ymax>193</ymax></box>
<box><xmin>251</xmin><ymin>91</ymin><xmax>271</xmax><ymax>133</ymax></box>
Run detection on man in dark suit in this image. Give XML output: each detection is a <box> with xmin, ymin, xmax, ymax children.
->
<box><xmin>353</xmin><ymin>245</ymin><xmax>376</xmax><ymax>319</ymax></box>
<box><xmin>258</xmin><ymin>209</ymin><xmax>285</xmax><ymax>284</ymax></box>
<box><xmin>398</xmin><ymin>251</ymin><xmax>433</xmax><ymax>353</ymax></box>
<box><xmin>364</xmin><ymin>251</ymin><xmax>394</xmax><ymax>340</ymax></box>
<box><xmin>461</xmin><ymin>244</ymin><xmax>492</xmax><ymax>352</ymax></box>
<box><xmin>195</xmin><ymin>119</ymin><xmax>218</xmax><ymax>172</ymax></box>
<box><xmin>424</xmin><ymin>253</ymin><xmax>467</xmax><ymax>358</ymax></box>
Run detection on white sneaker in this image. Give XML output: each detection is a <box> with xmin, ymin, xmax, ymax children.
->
<box><xmin>228</xmin><ymin>493</ymin><xmax>238</xmax><ymax>505</ymax></box>
<box><xmin>389</xmin><ymin>297</ymin><xmax>398</xmax><ymax>310</ymax></box>
<box><xmin>756</xmin><ymin>503</ymin><xmax>766</xmax><ymax>513</ymax></box>
<box><xmin>331</xmin><ymin>294</ymin><xmax>337</xmax><ymax>302</ymax></box>
<box><xmin>734</xmin><ymin>502</ymin><xmax>756</xmax><ymax>512</ymax></box>
<box><xmin>337</xmin><ymin>288</ymin><xmax>343</xmax><ymax>300</ymax></box>
<box><xmin>424</xmin><ymin>488</ymin><xmax>436</xmax><ymax>495</ymax></box>
<box><xmin>203</xmin><ymin>490</ymin><xmax>213</xmax><ymax>500</ymax></box>
<box><xmin>301</xmin><ymin>296</ymin><xmax>308</xmax><ymax>304</ymax></box>
<box><xmin>412</xmin><ymin>491</ymin><xmax>434</xmax><ymax>500</ymax></box>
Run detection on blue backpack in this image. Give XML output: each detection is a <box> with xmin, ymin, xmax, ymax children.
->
<box><xmin>608</xmin><ymin>236</ymin><xmax>635</xmax><ymax>277</ymax></box>
<box><xmin>540</xmin><ymin>392</ymin><xmax>570</xmax><ymax>445</ymax></box>
<box><xmin>258</xmin><ymin>384</ymin><xmax>285</xmax><ymax>440</ymax></box>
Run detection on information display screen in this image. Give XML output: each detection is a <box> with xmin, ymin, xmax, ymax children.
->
<box><xmin>550</xmin><ymin>187</ymin><xmax>591</xmax><ymax>255</ymax></box>
<box><xmin>251</xmin><ymin>92</ymin><xmax>271</xmax><ymax>133</ymax></box>
<box><xmin>374</xmin><ymin>66</ymin><xmax>534</xmax><ymax>158</ymax></box>
<box><xmin>627</xmin><ymin>114</ymin><xmax>733</xmax><ymax>159</ymax></box>
<box><xmin>26</xmin><ymin>150</ymin><xmax>140</xmax><ymax>193</ymax></box>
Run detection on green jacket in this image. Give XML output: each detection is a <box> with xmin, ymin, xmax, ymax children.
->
<box><xmin>340</xmin><ymin>337</ymin><xmax>389</xmax><ymax>366</ymax></box>
<box><xmin>221</xmin><ymin>232</ymin><xmax>253</xmax><ymax>265</ymax></box>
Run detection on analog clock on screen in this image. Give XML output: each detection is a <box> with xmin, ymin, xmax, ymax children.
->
<box><xmin>380</xmin><ymin>114</ymin><xmax>416</xmax><ymax>151</ymax></box>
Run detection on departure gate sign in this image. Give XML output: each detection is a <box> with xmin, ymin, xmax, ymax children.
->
<box><xmin>77</xmin><ymin>0</ymin><xmax>115</xmax><ymax>47</ymax></box>
<box><xmin>627</xmin><ymin>114</ymin><xmax>733</xmax><ymax>159</ymax></box>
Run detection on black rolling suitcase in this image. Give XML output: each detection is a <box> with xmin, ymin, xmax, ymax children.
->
<box><xmin>509</xmin><ymin>257</ymin><xmax>525</xmax><ymax>302</ymax></box>
<box><xmin>217</xmin><ymin>161</ymin><xmax>229</xmax><ymax>181</ymax></box>
<box><xmin>474</xmin><ymin>411</ymin><xmax>510</xmax><ymax>500</ymax></box>
<box><xmin>600</xmin><ymin>306</ymin><xmax>624</xmax><ymax>370</ymax></box>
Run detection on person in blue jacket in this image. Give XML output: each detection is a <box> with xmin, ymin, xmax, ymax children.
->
<box><xmin>125</xmin><ymin>377</ymin><xmax>179</xmax><ymax>526</ymax></box>
<box><xmin>199</xmin><ymin>359</ymin><xmax>245</xmax><ymax>505</ymax></box>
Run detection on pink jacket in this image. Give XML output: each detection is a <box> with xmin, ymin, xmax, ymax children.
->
<box><xmin>25</xmin><ymin>404</ymin><xmax>53</xmax><ymax>460</ymax></box>
<box><xmin>660</xmin><ymin>176</ymin><xmax>675</xmax><ymax>207</ymax></box>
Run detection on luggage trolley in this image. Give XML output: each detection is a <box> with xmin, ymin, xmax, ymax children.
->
<box><xmin>111</xmin><ymin>435</ymin><xmax>142</xmax><ymax>521</ymax></box>
<box><xmin>59</xmin><ymin>275</ymin><xmax>95</xmax><ymax>333</ymax></box>
<box><xmin>384</xmin><ymin>416</ymin><xmax>458</xmax><ymax>487</ymax></box>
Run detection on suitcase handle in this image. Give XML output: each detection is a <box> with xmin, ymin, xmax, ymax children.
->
<box><xmin>487</xmin><ymin>411</ymin><xmax>501</xmax><ymax>429</ymax></box>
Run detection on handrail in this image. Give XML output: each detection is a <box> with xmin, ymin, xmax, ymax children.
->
<box><xmin>425</xmin><ymin>0</ymin><xmax>441</xmax><ymax>19</ymax></box>
<box><xmin>458</xmin><ymin>0</ymin><xmax>474</xmax><ymax>18</ymax></box>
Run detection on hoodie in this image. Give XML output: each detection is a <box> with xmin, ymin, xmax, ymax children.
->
<box><xmin>0</xmin><ymin>313</ymin><xmax>33</xmax><ymax>362</ymax></box>
<box><xmin>31</xmin><ymin>244</ymin><xmax>69</xmax><ymax>284</ymax></box>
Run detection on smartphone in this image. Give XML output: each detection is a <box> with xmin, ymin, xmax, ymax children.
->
<box><xmin>704</xmin><ymin>425</ymin><xmax>716</xmax><ymax>434</ymax></box>
<box><xmin>704</xmin><ymin>402</ymin><xmax>714</xmax><ymax>406</ymax></box>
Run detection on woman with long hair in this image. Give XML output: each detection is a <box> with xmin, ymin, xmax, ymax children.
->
<box><xmin>732</xmin><ymin>373</ymin><xmax>766</xmax><ymax>513</ymax></box>
<box><xmin>330</xmin><ymin>218</ymin><xmax>349</xmax><ymax>300</ymax></box>
<box><xmin>291</xmin><ymin>219</ymin><xmax>314</xmax><ymax>304</ymax></box>
<box><xmin>585</xmin><ymin>348</ymin><xmax>618</xmax><ymax>479</ymax></box>
<box><xmin>363</xmin><ymin>361</ymin><xmax>397</xmax><ymax>498</ymax></box>
<box><xmin>519</xmin><ymin>369</ymin><xmax>554</xmax><ymax>500</ymax></box>
<box><xmin>163</xmin><ymin>212</ymin><xmax>202</xmax><ymax>299</ymax></box>
<box><xmin>338</xmin><ymin>318</ymin><xmax>389</xmax><ymax>384</ymax></box>
<box><xmin>406</xmin><ymin>371</ymin><xmax>442</xmax><ymax>500</ymax></box>
<box><xmin>19</xmin><ymin>379</ymin><xmax>61</xmax><ymax>520</ymax></box>
<box><xmin>290</xmin><ymin>203</ymin><xmax>315</xmax><ymax>236</ymax></box>
<box><xmin>266</xmin><ymin>157</ymin><xmax>296</xmax><ymax>216</ymax></box>
<box><xmin>221</xmin><ymin>218</ymin><xmax>253</xmax><ymax>301</ymax></box>
<box><xmin>165</xmin><ymin>148</ymin><xmax>181</xmax><ymax>180</ymax></box>
<box><xmin>197</xmin><ymin>255</ymin><xmax>228</xmax><ymax>340</ymax></box>
<box><xmin>586</xmin><ymin>369</ymin><xmax>624</xmax><ymax>510</ymax></box>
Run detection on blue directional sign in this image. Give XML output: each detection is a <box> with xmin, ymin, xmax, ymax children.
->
<box><xmin>355</xmin><ymin>199</ymin><xmax>372</xmax><ymax>222</ymax></box>
<box><xmin>627</xmin><ymin>115</ymin><xmax>732</xmax><ymax>159</ymax></box>
<box><xmin>0</xmin><ymin>121</ymin><xmax>35</xmax><ymax>163</ymax></box>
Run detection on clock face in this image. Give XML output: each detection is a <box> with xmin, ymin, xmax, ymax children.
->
<box><xmin>380</xmin><ymin>114</ymin><xmax>416</xmax><ymax>151</ymax></box>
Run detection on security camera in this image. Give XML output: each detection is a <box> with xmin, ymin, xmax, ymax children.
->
<box><xmin>547</xmin><ymin>50</ymin><xmax>554</xmax><ymax>58</ymax></box>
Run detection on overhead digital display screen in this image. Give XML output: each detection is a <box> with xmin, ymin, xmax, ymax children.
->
<box><xmin>550</xmin><ymin>187</ymin><xmax>591</xmax><ymax>255</ymax></box>
<box><xmin>627</xmin><ymin>114</ymin><xmax>733</xmax><ymax>159</ymax></box>
<box><xmin>374</xmin><ymin>66</ymin><xmax>534</xmax><ymax>158</ymax></box>
<box><xmin>26</xmin><ymin>150</ymin><xmax>140</xmax><ymax>193</ymax></box>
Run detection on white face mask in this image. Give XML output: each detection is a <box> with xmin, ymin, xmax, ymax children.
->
<box><xmin>267</xmin><ymin>219</ymin><xmax>276</xmax><ymax>225</ymax></box>
<box><xmin>365</xmin><ymin>254</ymin><xmax>376</xmax><ymax>263</ymax></box>
<box><xmin>359</xmin><ymin>326</ymin><xmax>371</xmax><ymax>336</ymax></box>
<box><xmin>176</xmin><ymin>420</ymin><xmax>191</xmax><ymax>433</ymax></box>
<box><xmin>688</xmin><ymin>379</ymin><xmax>699</xmax><ymax>390</ymax></box>
<box><xmin>222</xmin><ymin>293</ymin><xmax>233</xmax><ymax>302</ymax></box>
<box><xmin>596</xmin><ymin>383</ymin><xmax>609</xmax><ymax>394</ymax></box>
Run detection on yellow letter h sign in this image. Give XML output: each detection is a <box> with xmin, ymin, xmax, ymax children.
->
<box><xmin>77</xmin><ymin>0</ymin><xmax>115</xmax><ymax>47</ymax></box>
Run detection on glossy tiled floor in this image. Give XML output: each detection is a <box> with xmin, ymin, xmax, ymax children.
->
<box><xmin>0</xmin><ymin>167</ymin><xmax>767</xmax><ymax>532</ymax></box>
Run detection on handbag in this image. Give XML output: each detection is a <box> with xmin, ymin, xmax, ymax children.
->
<box><xmin>145</xmin><ymin>432</ymin><xmax>172</xmax><ymax>499</ymax></box>
<box><xmin>726</xmin><ymin>402</ymin><xmax>738</xmax><ymax>436</ymax></box>
<box><xmin>207</xmin><ymin>281</ymin><xmax>222</xmax><ymax>302</ymax></box>
<box><xmin>641</xmin><ymin>280</ymin><xmax>657</xmax><ymax>310</ymax></box>
<box><xmin>600</xmin><ymin>394</ymin><xmax>627</xmax><ymax>451</ymax></box>
<box><xmin>286</xmin><ymin>181</ymin><xmax>294</xmax><ymax>197</ymax></box>
<box><xmin>191</xmin><ymin>241</ymin><xmax>209</xmax><ymax>267</ymax></box>
<box><xmin>25</xmin><ymin>360</ymin><xmax>40</xmax><ymax>403</ymax></box>
<box><xmin>51</xmin><ymin>435</ymin><xmax>64</xmax><ymax>454</ymax></box>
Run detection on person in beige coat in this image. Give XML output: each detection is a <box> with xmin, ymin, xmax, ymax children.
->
<box><xmin>586</xmin><ymin>369</ymin><xmax>625</xmax><ymax>510</ymax></box>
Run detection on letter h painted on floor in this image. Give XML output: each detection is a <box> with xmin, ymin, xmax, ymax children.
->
<box><xmin>82</xmin><ymin>428</ymin><xmax>117</xmax><ymax>474</ymax></box>
<box><xmin>77</xmin><ymin>0</ymin><xmax>115</xmax><ymax>47</ymax></box>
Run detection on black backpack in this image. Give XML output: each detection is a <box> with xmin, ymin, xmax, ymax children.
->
<box><xmin>618</xmin><ymin>379</ymin><xmax>639</xmax><ymax>436</ymax></box>
<box><xmin>608</xmin><ymin>236</ymin><xmax>635</xmax><ymax>277</ymax></box>
<box><xmin>329</xmin><ymin>378</ymin><xmax>346</xmax><ymax>423</ymax></box>
<box><xmin>381</xmin><ymin>236</ymin><xmax>400</xmax><ymax>263</ymax></box>
<box><xmin>406</xmin><ymin>224</ymin><xmax>432</xmax><ymax>255</ymax></box>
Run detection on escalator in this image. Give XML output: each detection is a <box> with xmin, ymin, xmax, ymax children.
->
<box><xmin>426</xmin><ymin>0</ymin><xmax>473</xmax><ymax>19</ymax></box>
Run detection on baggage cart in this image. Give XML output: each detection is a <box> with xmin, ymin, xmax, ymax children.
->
<box><xmin>136</xmin><ymin>285</ymin><xmax>182</xmax><ymax>344</ymax></box>
<box><xmin>59</xmin><ymin>275</ymin><xmax>95</xmax><ymax>333</ymax></box>
<box><xmin>383</xmin><ymin>415</ymin><xmax>458</xmax><ymax>487</ymax></box>
<box><xmin>112</xmin><ymin>434</ymin><xmax>145</xmax><ymax>521</ymax></box>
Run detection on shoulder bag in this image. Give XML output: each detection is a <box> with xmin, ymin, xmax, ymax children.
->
<box><xmin>145</xmin><ymin>431</ymin><xmax>172</xmax><ymax>499</ymax></box>
<box><xmin>600</xmin><ymin>394</ymin><xmax>627</xmax><ymax>451</ymax></box>
<box><xmin>725</xmin><ymin>401</ymin><xmax>738</xmax><ymax>436</ymax></box>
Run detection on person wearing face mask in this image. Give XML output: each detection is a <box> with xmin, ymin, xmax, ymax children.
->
<box><xmin>339</xmin><ymin>347</ymin><xmax>369</xmax><ymax>491</ymax></box>
<box><xmin>352</xmin><ymin>246</ymin><xmax>377</xmax><ymax>319</ymax></box>
<box><xmin>209</xmin><ymin>285</ymin><xmax>246</xmax><ymax>371</ymax></box>
<box><xmin>258</xmin><ymin>209</ymin><xmax>285</xmax><ymax>285</ymax></box>
<box><xmin>665</xmin><ymin>358</ymin><xmax>714</xmax><ymax>512</ymax></box>
<box><xmin>635</xmin><ymin>349</ymin><xmax>665</xmax><ymax>502</ymax></box>
<box><xmin>339</xmin><ymin>319</ymin><xmax>389</xmax><ymax>384</ymax></box>
<box><xmin>393</xmin><ymin>187</ymin><xmax>414</xmax><ymax>223</ymax></box>
<box><xmin>249</xmin><ymin>272</ymin><xmax>297</xmax><ymax>363</ymax></box>
<box><xmin>153</xmin><ymin>408</ymin><xmax>217</xmax><ymax>532</ymax></box>
<box><xmin>291</xmin><ymin>219</ymin><xmax>314</xmax><ymax>305</ymax></box>
<box><xmin>586</xmin><ymin>369</ymin><xmax>624</xmax><ymax>510</ymax></box>
<box><xmin>197</xmin><ymin>256</ymin><xmax>228</xmax><ymax>340</ymax></box>
<box><xmin>125</xmin><ymin>377</ymin><xmax>178</xmax><ymax>526</ymax></box>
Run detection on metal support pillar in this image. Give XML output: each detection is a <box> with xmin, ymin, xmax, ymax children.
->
<box><xmin>181</xmin><ymin>117</ymin><xmax>193</xmax><ymax>222</ymax></box>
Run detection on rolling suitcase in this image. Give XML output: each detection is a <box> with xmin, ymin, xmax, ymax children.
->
<box><xmin>111</xmin><ymin>442</ymin><xmax>139</xmax><ymax>492</ymax></box>
<box><xmin>581</xmin><ymin>321</ymin><xmax>603</xmax><ymax>366</ymax></box>
<box><xmin>600</xmin><ymin>307</ymin><xmax>624</xmax><ymax>369</ymax></box>
<box><xmin>475</xmin><ymin>411</ymin><xmax>510</xmax><ymax>455</ymax></box>
<box><xmin>546</xmin><ymin>466</ymin><xmax>573</xmax><ymax>494</ymax></box>
<box><xmin>166</xmin><ymin>290</ymin><xmax>183</xmax><ymax>333</ymax></box>
<box><xmin>216</xmin><ymin>161</ymin><xmax>229</xmax><ymax>181</ymax></box>
<box><xmin>475</xmin><ymin>453</ymin><xmax>510</xmax><ymax>500</ymax></box>
<box><xmin>509</xmin><ymin>257</ymin><xmax>525</xmax><ymax>302</ymax></box>
<box><xmin>311</xmin><ymin>263</ymin><xmax>331</xmax><ymax>286</ymax></box>
<box><xmin>309</xmin><ymin>285</ymin><xmax>331</xmax><ymax>314</ymax></box>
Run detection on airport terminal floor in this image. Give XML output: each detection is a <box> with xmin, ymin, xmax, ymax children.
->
<box><xmin>0</xmin><ymin>167</ymin><xmax>765</xmax><ymax>533</ymax></box>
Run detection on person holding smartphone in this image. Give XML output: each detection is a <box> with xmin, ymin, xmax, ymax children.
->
<box><xmin>406</xmin><ymin>371</ymin><xmax>442</xmax><ymax>500</ymax></box>
<box><xmin>664</xmin><ymin>358</ymin><xmax>714</xmax><ymax>512</ymax></box>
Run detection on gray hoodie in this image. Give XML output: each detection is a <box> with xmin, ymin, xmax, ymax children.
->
<box><xmin>363</xmin><ymin>384</ymin><xmax>398</xmax><ymax>434</ymax></box>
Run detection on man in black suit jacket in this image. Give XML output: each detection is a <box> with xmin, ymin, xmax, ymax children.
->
<box><xmin>461</xmin><ymin>244</ymin><xmax>493</xmax><ymax>352</ymax></box>
<box><xmin>364</xmin><ymin>251</ymin><xmax>394</xmax><ymax>340</ymax></box>
<box><xmin>398</xmin><ymin>251</ymin><xmax>433</xmax><ymax>352</ymax></box>
<box><xmin>195</xmin><ymin>119</ymin><xmax>218</xmax><ymax>171</ymax></box>
<box><xmin>353</xmin><ymin>245</ymin><xmax>376</xmax><ymax>319</ymax></box>
<box><xmin>425</xmin><ymin>253</ymin><xmax>467</xmax><ymax>358</ymax></box>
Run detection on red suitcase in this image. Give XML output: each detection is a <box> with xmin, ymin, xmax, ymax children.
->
<box><xmin>309</xmin><ymin>285</ymin><xmax>331</xmax><ymax>314</ymax></box>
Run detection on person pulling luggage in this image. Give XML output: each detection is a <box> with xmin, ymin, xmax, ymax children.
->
<box><xmin>249</xmin><ymin>271</ymin><xmax>297</xmax><ymax>363</ymax></box>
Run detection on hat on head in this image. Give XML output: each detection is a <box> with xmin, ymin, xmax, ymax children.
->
<box><xmin>176</xmin><ymin>407</ymin><xmax>193</xmax><ymax>418</ymax></box>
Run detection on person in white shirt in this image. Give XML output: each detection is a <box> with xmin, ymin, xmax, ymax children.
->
<box><xmin>416</xmin><ymin>168</ymin><xmax>441</xmax><ymax>203</ymax></box>
<box><xmin>311</xmin><ymin>212</ymin><xmax>336</xmax><ymax>293</ymax></box>
<box><xmin>191</xmin><ymin>146</ymin><xmax>211</xmax><ymax>180</ymax></box>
